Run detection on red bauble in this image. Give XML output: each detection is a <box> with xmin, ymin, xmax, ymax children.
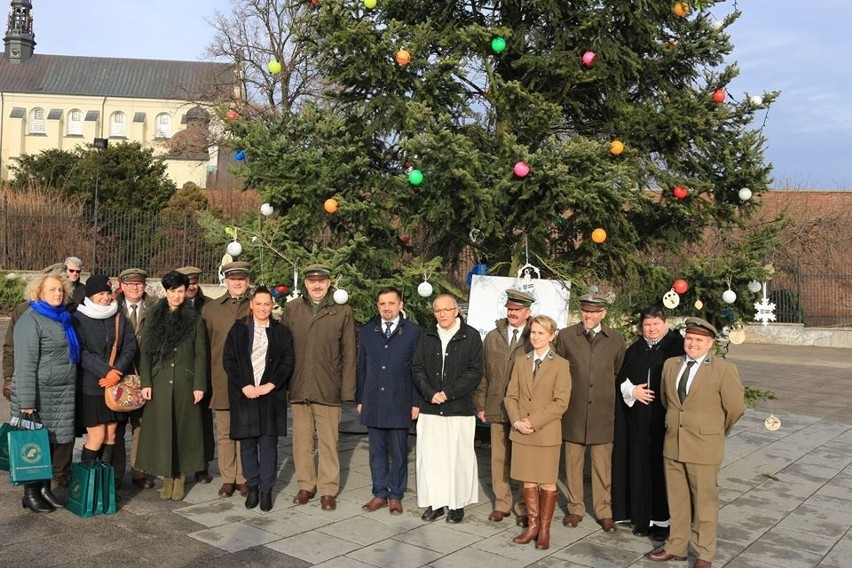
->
<box><xmin>276</xmin><ymin>285</ymin><xmax>288</xmax><ymax>295</ymax></box>
<box><xmin>673</xmin><ymin>185</ymin><xmax>688</xmax><ymax>199</ymax></box>
<box><xmin>225</xmin><ymin>110</ymin><xmax>239</xmax><ymax>121</ymax></box>
<box><xmin>399</xmin><ymin>234</ymin><xmax>411</xmax><ymax>245</ymax></box>
<box><xmin>712</xmin><ymin>88</ymin><xmax>726</xmax><ymax>104</ymax></box>
<box><xmin>673</xmin><ymin>279</ymin><xmax>688</xmax><ymax>294</ymax></box>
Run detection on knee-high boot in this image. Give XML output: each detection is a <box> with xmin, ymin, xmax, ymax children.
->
<box><xmin>100</xmin><ymin>444</ymin><xmax>115</xmax><ymax>464</ymax></box>
<box><xmin>536</xmin><ymin>489</ymin><xmax>558</xmax><ymax>550</ymax></box>
<box><xmin>513</xmin><ymin>486</ymin><xmax>540</xmax><ymax>544</ymax></box>
<box><xmin>81</xmin><ymin>447</ymin><xmax>99</xmax><ymax>464</ymax></box>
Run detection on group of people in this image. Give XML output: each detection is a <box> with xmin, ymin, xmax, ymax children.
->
<box><xmin>4</xmin><ymin>258</ymin><xmax>745</xmax><ymax>566</ymax></box>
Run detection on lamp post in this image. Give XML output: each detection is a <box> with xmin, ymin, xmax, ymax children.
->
<box><xmin>91</xmin><ymin>138</ymin><xmax>108</xmax><ymax>270</ymax></box>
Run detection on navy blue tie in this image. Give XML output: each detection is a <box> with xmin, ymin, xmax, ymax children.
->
<box><xmin>384</xmin><ymin>322</ymin><xmax>393</xmax><ymax>339</ymax></box>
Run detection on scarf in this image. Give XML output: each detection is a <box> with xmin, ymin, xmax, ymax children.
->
<box><xmin>75</xmin><ymin>298</ymin><xmax>119</xmax><ymax>320</ymax></box>
<box><xmin>28</xmin><ymin>300</ymin><xmax>81</xmax><ymax>364</ymax></box>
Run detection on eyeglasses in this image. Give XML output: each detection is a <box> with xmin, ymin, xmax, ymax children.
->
<box><xmin>66</xmin><ymin>268</ymin><xmax>81</xmax><ymax>274</ymax></box>
<box><xmin>433</xmin><ymin>308</ymin><xmax>458</xmax><ymax>315</ymax></box>
<box><xmin>122</xmin><ymin>282</ymin><xmax>145</xmax><ymax>287</ymax></box>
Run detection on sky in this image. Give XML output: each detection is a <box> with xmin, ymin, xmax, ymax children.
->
<box><xmin>28</xmin><ymin>0</ymin><xmax>852</xmax><ymax>189</ymax></box>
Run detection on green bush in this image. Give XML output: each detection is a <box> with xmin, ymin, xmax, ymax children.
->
<box><xmin>0</xmin><ymin>271</ymin><xmax>26</xmax><ymax>316</ymax></box>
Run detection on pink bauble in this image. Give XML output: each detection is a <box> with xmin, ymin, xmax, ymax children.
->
<box><xmin>582</xmin><ymin>51</ymin><xmax>596</xmax><ymax>67</ymax></box>
<box><xmin>513</xmin><ymin>161</ymin><xmax>530</xmax><ymax>178</ymax></box>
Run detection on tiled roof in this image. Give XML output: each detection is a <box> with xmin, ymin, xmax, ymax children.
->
<box><xmin>0</xmin><ymin>54</ymin><xmax>234</xmax><ymax>100</ymax></box>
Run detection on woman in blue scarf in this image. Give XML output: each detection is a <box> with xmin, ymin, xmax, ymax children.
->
<box><xmin>11</xmin><ymin>272</ymin><xmax>81</xmax><ymax>513</ymax></box>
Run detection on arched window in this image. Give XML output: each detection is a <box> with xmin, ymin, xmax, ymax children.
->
<box><xmin>67</xmin><ymin>109</ymin><xmax>83</xmax><ymax>135</ymax></box>
<box><xmin>155</xmin><ymin>113</ymin><xmax>172</xmax><ymax>138</ymax></box>
<box><xmin>29</xmin><ymin>107</ymin><xmax>46</xmax><ymax>134</ymax></box>
<box><xmin>109</xmin><ymin>111</ymin><xmax>127</xmax><ymax>137</ymax></box>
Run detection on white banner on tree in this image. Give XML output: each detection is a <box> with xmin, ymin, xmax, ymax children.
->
<box><xmin>467</xmin><ymin>274</ymin><xmax>572</xmax><ymax>340</ymax></box>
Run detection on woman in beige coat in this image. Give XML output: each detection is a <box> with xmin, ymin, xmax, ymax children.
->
<box><xmin>504</xmin><ymin>315</ymin><xmax>571</xmax><ymax>550</ymax></box>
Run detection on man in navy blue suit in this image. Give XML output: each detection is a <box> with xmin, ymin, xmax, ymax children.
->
<box><xmin>356</xmin><ymin>287</ymin><xmax>423</xmax><ymax>515</ymax></box>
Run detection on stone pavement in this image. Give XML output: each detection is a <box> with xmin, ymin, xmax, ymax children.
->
<box><xmin>0</xmin><ymin>342</ymin><xmax>850</xmax><ymax>568</ymax></box>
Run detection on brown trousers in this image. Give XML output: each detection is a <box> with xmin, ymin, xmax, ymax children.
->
<box><xmin>214</xmin><ymin>409</ymin><xmax>244</xmax><ymax>484</ymax></box>
<box><xmin>291</xmin><ymin>402</ymin><xmax>341</xmax><ymax>496</ymax></box>
<box><xmin>664</xmin><ymin>458</ymin><xmax>720</xmax><ymax>562</ymax></box>
<box><xmin>489</xmin><ymin>422</ymin><xmax>525</xmax><ymax>515</ymax></box>
<box><xmin>564</xmin><ymin>441</ymin><xmax>613</xmax><ymax>519</ymax></box>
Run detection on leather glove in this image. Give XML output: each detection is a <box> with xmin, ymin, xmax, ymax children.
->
<box><xmin>98</xmin><ymin>369</ymin><xmax>122</xmax><ymax>388</ymax></box>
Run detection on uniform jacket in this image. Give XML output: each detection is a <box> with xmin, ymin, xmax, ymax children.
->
<box><xmin>475</xmin><ymin>317</ymin><xmax>532</xmax><ymax>423</ymax></box>
<box><xmin>412</xmin><ymin>318</ymin><xmax>483</xmax><ymax>417</ymax></box>
<box><xmin>136</xmin><ymin>300</ymin><xmax>208</xmax><ymax>475</ymax></box>
<box><xmin>116</xmin><ymin>292</ymin><xmax>154</xmax><ymax>369</ymax></box>
<box><xmin>660</xmin><ymin>354</ymin><xmax>745</xmax><ymax>465</ymax></box>
<box><xmin>224</xmin><ymin>318</ymin><xmax>294</xmax><ymax>439</ymax></box>
<box><xmin>72</xmin><ymin>310</ymin><xmax>137</xmax><ymax>396</ymax></box>
<box><xmin>504</xmin><ymin>349</ymin><xmax>572</xmax><ymax>447</ymax></box>
<box><xmin>281</xmin><ymin>291</ymin><xmax>357</xmax><ymax>405</ymax></box>
<box><xmin>11</xmin><ymin>309</ymin><xmax>78</xmax><ymax>444</ymax></box>
<box><xmin>356</xmin><ymin>316</ymin><xmax>422</xmax><ymax>429</ymax></box>
<box><xmin>201</xmin><ymin>292</ymin><xmax>250</xmax><ymax>409</ymax></box>
<box><xmin>555</xmin><ymin>322</ymin><xmax>626</xmax><ymax>445</ymax></box>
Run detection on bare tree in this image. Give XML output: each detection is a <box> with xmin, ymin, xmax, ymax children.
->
<box><xmin>204</xmin><ymin>0</ymin><xmax>321</xmax><ymax>112</ymax></box>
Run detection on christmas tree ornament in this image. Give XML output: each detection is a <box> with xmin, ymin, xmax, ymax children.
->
<box><xmin>276</xmin><ymin>285</ymin><xmax>288</xmax><ymax>295</ymax></box>
<box><xmin>267</xmin><ymin>60</ymin><xmax>282</xmax><ymax>74</ymax></box>
<box><xmin>765</xmin><ymin>415</ymin><xmax>781</xmax><ymax>431</ymax></box>
<box><xmin>738</xmin><ymin>187</ymin><xmax>753</xmax><ymax>201</ymax></box>
<box><xmin>234</xmin><ymin>150</ymin><xmax>246</xmax><ymax>161</ymax></box>
<box><xmin>395</xmin><ymin>49</ymin><xmax>411</xmax><ymax>65</ymax></box>
<box><xmin>711</xmin><ymin>20</ymin><xmax>724</xmax><ymax>30</ymax></box>
<box><xmin>364</xmin><ymin>0</ymin><xmax>377</xmax><ymax>8</ymax></box>
<box><xmin>609</xmin><ymin>140</ymin><xmax>624</xmax><ymax>156</ymax></box>
<box><xmin>722</xmin><ymin>288</ymin><xmax>737</xmax><ymax>304</ymax></box>
<box><xmin>581</xmin><ymin>51</ymin><xmax>596</xmax><ymax>67</ymax></box>
<box><xmin>667</xmin><ymin>38</ymin><xmax>678</xmax><ymax>48</ymax></box>
<box><xmin>673</xmin><ymin>2</ymin><xmax>689</xmax><ymax>17</ymax></box>
<box><xmin>469</xmin><ymin>228</ymin><xmax>485</xmax><ymax>244</ymax></box>
<box><xmin>513</xmin><ymin>161</ymin><xmax>530</xmax><ymax>178</ymax></box>
<box><xmin>271</xmin><ymin>287</ymin><xmax>279</xmax><ymax>298</ymax></box>
<box><xmin>591</xmin><ymin>228</ymin><xmax>607</xmax><ymax>243</ymax></box>
<box><xmin>417</xmin><ymin>280</ymin><xmax>433</xmax><ymax>297</ymax></box>
<box><xmin>260</xmin><ymin>203</ymin><xmax>274</xmax><ymax>216</ymax></box>
<box><xmin>673</xmin><ymin>278</ymin><xmax>688</xmax><ymax>294</ymax></box>
<box><xmin>712</xmin><ymin>88</ymin><xmax>727</xmax><ymax>104</ymax></box>
<box><xmin>747</xmin><ymin>280</ymin><xmax>762</xmax><ymax>294</ymax></box>
<box><xmin>309</xmin><ymin>0</ymin><xmax>319</xmax><ymax>5</ymax></box>
<box><xmin>750</xmin><ymin>95</ymin><xmax>763</xmax><ymax>106</ymax></box>
<box><xmin>663</xmin><ymin>289</ymin><xmax>680</xmax><ymax>309</ymax></box>
<box><xmin>333</xmin><ymin>288</ymin><xmax>349</xmax><ymax>304</ymax></box>
<box><xmin>408</xmin><ymin>169</ymin><xmax>424</xmax><ymax>185</ymax></box>
<box><xmin>399</xmin><ymin>234</ymin><xmax>411</xmax><ymax>245</ymax></box>
<box><xmin>694</xmin><ymin>299</ymin><xmax>704</xmax><ymax>310</ymax></box>
<box><xmin>227</xmin><ymin>241</ymin><xmax>243</xmax><ymax>257</ymax></box>
<box><xmin>673</xmin><ymin>185</ymin><xmax>688</xmax><ymax>199</ymax></box>
<box><xmin>225</xmin><ymin>109</ymin><xmax>239</xmax><ymax>121</ymax></box>
<box><xmin>491</xmin><ymin>37</ymin><xmax>506</xmax><ymax>53</ymax></box>
<box><xmin>324</xmin><ymin>198</ymin><xmax>339</xmax><ymax>213</ymax></box>
<box><xmin>729</xmin><ymin>326</ymin><xmax>746</xmax><ymax>345</ymax></box>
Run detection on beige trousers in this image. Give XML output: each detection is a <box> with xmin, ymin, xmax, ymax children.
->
<box><xmin>564</xmin><ymin>441</ymin><xmax>613</xmax><ymax>519</ymax></box>
<box><xmin>291</xmin><ymin>403</ymin><xmax>341</xmax><ymax>496</ymax></box>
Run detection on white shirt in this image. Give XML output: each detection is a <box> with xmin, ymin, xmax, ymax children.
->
<box><xmin>676</xmin><ymin>354</ymin><xmax>708</xmax><ymax>396</ymax></box>
<box><xmin>382</xmin><ymin>316</ymin><xmax>401</xmax><ymax>336</ymax></box>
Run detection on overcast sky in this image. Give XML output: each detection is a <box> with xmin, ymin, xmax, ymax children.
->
<box><xmin>29</xmin><ymin>0</ymin><xmax>851</xmax><ymax>189</ymax></box>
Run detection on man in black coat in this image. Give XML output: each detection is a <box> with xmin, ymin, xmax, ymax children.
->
<box><xmin>412</xmin><ymin>294</ymin><xmax>483</xmax><ymax>524</ymax></box>
<box><xmin>612</xmin><ymin>305</ymin><xmax>685</xmax><ymax>541</ymax></box>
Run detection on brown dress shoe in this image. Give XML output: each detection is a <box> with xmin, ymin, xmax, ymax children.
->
<box><xmin>563</xmin><ymin>513</ymin><xmax>582</xmax><ymax>527</ymax></box>
<box><xmin>488</xmin><ymin>510</ymin><xmax>510</xmax><ymax>522</ymax></box>
<box><xmin>362</xmin><ymin>497</ymin><xmax>388</xmax><ymax>512</ymax></box>
<box><xmin>218</xmin><ymin>483</ymin><xmax>235</xmax><ymax>497</ymax></box>
<box><xmin>238</xmin><ymin>484</ymin><xmax>249</xmax><ymax>498</ymax></box>
<box><xmin>320</xmin><ymin>495</ymin><xmax>337</xmax><ymax>511</ymax></box>
<box><xmin>388</xmin><ymin>499</ymin><xmax>403</xmax><ymax>515</ymax></box>
<box><xmin>292</xmin><ymin>489</ymin><xmax>316</xmax><ymax>504</ymax></box>
<box><xmin>646</xmin><ymin>549</ymin><xmax>687</xmax><ymax>562</ymax></box>
<box><xmin>693</xmin><ymin>560</ymin><xmax>712</xmax><ymax>568</ymax></box>
<box><xmin>599</xmin><ymin>517</ymin><xmax>617</xmax><ymax>532</ymax></box>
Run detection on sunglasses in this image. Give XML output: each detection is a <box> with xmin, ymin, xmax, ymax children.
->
<box><xmin>67</xmin><ymin>268</ymin><xmax>81</xmax><ymax>274</ymax></box>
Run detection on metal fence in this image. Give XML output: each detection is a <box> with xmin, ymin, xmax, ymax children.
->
<box><xmin>770</xmin><ymin>270</ymin><xmax>852</xmax><ymax>327</ymax></box>
<box><xmin>0</xmin><ymin>203</ymin><xmax>223</xmax><ymax>281</ymax></box>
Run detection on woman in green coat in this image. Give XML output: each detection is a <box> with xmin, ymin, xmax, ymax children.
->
<box><xmin>136</xmin><ymin>271</ymin><xmax>207</xmax><ymax>501</ymax></box>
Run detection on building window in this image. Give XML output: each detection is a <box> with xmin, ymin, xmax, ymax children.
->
<box><xmin>109</xmin><ymin>111</ymin><xmax>127</xmax><ymax>137</ymax></box>
<box><xmin>67</xmin><ymin>109</ymin><xmax>83</xmax><ymax>135</ymax></box>
<box><xmin>29</xmin><ymin>108</ymin><xmax>46</xmax><ymax>134</ymax></box>
<box><xmin>155</xmin><ymin>113</ymin><xmax>172</xmax><ymax>138</ymax></box>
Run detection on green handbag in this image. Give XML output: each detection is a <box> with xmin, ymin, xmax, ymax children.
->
<box><xmin>97</xmin><ymin>462</ymin><xmax>116</xmax><ymax>515</ymax></box>
<box><xmin>7</xmin><ymin>417</ymin><xmax>52</xmax><ymax>485</ymax></box>
<box><xmin>67</xmin><ymin>462</ymin><xmax>99</xmax><ymax>518</ymax></box>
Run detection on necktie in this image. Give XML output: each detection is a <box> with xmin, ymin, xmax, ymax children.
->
<box><xmin>534</xmin><ymin>358</ymin><xmax>542</xmax><ymax>377</ymax></box>
<box><xmin>677</xmin><ymin>360</ymin><xmax>696</xmax><ymax>403</ymax></box>
<box><xmin>586</xmin><ymin>329</ymin><xmax>596</xmax><ymax>341</ymax></box>
<box><xmin>509</xmin><ymin>328</ymin><xmax>519</xmax><ymax>351</ymax></box>
<box><xmin>384</xmin><ymin>322</ymin><xmax>393</xmax><ymax>339</ymax></box>
<box><xmin>129</xmin><ymin>304</ymin><xmax>138</xmax><ymax>333</ymax></box>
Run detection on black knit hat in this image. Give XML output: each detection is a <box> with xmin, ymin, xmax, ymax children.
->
<box><xmin>86</xmin><ymin>274</ymin><xmax>112</xmax><ymax>297</ymax></box>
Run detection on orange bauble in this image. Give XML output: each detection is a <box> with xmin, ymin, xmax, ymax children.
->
<box><xmin>673</xmin><ymin>185</ymin><xmax>688</xmax><ymax>199</ymax></box>
<box><xmin>609</xmin><ymin>140</ymin><xmax>624</xmax><ymax>156</ymax></box>
<box><xmin>395</xmin><ymin>49</ymin><xmax>411</xmax><ymax>66</ymax></box>
<box><xmin>673</xmin><ymin>2</ymin><xmax>689</xmax><ymax>17</ymax></box>
<box><xmin>712</xmin><ymin>88</ymin><xmax>727</xmax><ymax>104</ymax></box>
<box><xmin>591</xmin><ymin>228</ymin><xmax>607</xmax><ymax>243</ymax></box>
<box><xmin>323</xmin><ymin>198</ymin><xmax>339</xmax><ymax>213</ymax></box>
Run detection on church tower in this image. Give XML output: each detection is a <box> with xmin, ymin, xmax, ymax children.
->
<box><xmin>4</xmin><ymin>0</ymin><xmax>35</xmax><ymax>63</ymax></box>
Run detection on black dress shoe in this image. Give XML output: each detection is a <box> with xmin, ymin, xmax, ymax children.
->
<box><xmin>633</xmin><ymin>525</ymin><xmax>651</xmax><ymax>537</ymax></box>
<box><xmin>421</xmin><ymin>506</ymin><xmax>445</xmax><ymax>522</ymax></box>
<box><xmin>446</xmin><ymin>508</ymin><xmax>464</xmax><ymax>524</ymax></box>
<box><xmin>245</xmin><ymin>486</ymin><xmax>260</xmax><ymax>509</ymax></box>
<box><xmin>260</xmin><ymin>491</ymin><xmax>273</xmax><ymax>512</ymax></box>
<box><xmin>650</xmin><ymin>526</ymin><xmax>670</xmax><ymax>542</ymax></box>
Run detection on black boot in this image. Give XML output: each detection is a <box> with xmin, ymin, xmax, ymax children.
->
<box><xmin>260</xmin><ymin>491</ymin><xmax>273</xmax><ymax>512</ymax></box>
<box><xmin>40</xmin><ymin>480</ymin><xmax>65</xmax><ymax>508</ymax></box>
<box><xmin>81</xmin><ymin>447</ymin><xmax>98</xmax><ymax>464</ymax></box>
<box><xmin>245</xmin><ymin>486</ymin><xmax>260</xmax><ymax>509</ymax></box>
<box><xmin>101</xmin><ymin>444</ymin><xmax>115</xmax><ymax>464</ymax></box>
<box><xmin>22</xmin><ymin>483</ymin><xmax>54</xmax><ymax>513</ymax></box>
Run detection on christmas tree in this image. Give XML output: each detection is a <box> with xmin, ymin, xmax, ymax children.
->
<box><xmin>220</xmin><ymin>0</ymin><xmax>779</xmax><ymax>325</ymax></box>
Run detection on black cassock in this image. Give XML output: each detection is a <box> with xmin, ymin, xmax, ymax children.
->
<box><xmin>612</xmin><ymin>329</ymin><xmax>685</xmax><ymax>528</ymax></box>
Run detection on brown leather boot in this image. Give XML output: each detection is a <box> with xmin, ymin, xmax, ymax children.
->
<box><xmin>536</xmin><ymin>489</ymin><xmax>558</xmax><ymax>550</ymax></box>
<box><xmin>513</xmin><ymin>486</ymin><xmax>540</xmax><ymax>544</ymax></box>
